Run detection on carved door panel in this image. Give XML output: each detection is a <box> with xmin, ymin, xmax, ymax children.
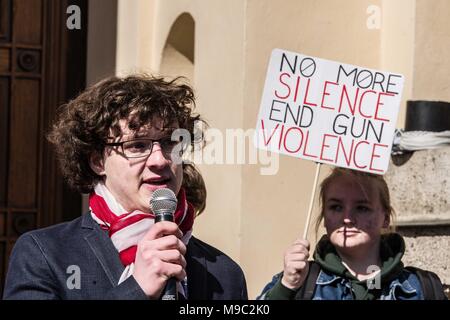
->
<box><xmin>0</xmin><ymin>0</ymin><xmax>86</xmax><ymax>295</ymax></box>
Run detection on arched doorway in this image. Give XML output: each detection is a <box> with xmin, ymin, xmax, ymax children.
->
<box><xmin>160</xmin><ymin>12</ymin><xmax>195</xmax><ymax>82</ymax></box>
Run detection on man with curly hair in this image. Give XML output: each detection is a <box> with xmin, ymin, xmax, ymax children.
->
<box><xmin>3</xmin><ymin>75</ymin><xmax>248</xmax><ymax>300</ymax></box>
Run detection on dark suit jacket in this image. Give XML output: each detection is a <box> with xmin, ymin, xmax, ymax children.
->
<box><xmin>3</xmin><ymin>213</ymin><xmax>248</xmax><ymax>300</ymax></box>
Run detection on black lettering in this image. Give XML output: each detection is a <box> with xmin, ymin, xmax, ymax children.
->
<box><xmin>280</xmin><ymin>53</ymin><xmax>297</xmax><ymax>73</ymax></box>
<box><xmin>284</xmin><ymin>102</ymin><xmax>301</xmax><ymax>125</ymax></box>
<box><xmin>386</xmin><ymin>74</ymin><xmax>401</xmax><ymax>94</ymax></box>
<box><xmin>332</xmin><ymin>114</ymin><xmax>350</xmax><ymax>135</ymax></box>
<box><xmin>366</xmin><ymin>120</ymin><xmax>384</xmax><ymax>143</ymax></box>
<box><xmin>299</xmin><ymin>105</ymin><xmax>314</xmax><ymax>128</ymax></box>
<box><xmin>337</xmin><ymin>65</ymin><xmax>358</xmax><ymax>86</ymax></box>
<box><xmin>299</xmin><ymin>57</ymin><xmax>316</xmax><ymax>77</ymax></box>
<box><xmin>373</xmin><ymin>72</ymin><xmax>385</xmax><ymax>92</ymax></box>
<box><xmin>356</xmin><ymin>69</ymin><xmax>374</xmax><ymax>89</ymax></box>
<box><xmin>269</xmin><ymin>100</ymin><xmax>284</xmax><ymax>122</ymax></box>
<box><xmin>350</xmin><ymin>117</ymin><xmax>366</xmax><ymax>139</ymax></box>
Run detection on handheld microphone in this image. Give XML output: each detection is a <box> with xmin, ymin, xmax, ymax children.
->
<box><xmin>150</xmin><ymin>188</ymin><xmax>178</xmax><ymax>300</ymax></box>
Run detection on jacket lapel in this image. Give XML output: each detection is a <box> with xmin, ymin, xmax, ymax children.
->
<box><xmin>81</xmin><ymin>215</ymin><xmax>209</xmax><ymax>297</ymax></box>
<box><xmin>186</xmin><ymin>237</ymin><xmax>208</xmax><ymax>299</ymax></box>
<box><xmin>81</xmin><ymin>213</ymin><xmax>125</xmax><ymax>287</ymax></box>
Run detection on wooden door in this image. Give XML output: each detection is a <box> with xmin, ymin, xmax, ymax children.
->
<box><xmin>0</xmin><ymin>0</ymin><xmax>87</xmax><ymax>295</ymax></box>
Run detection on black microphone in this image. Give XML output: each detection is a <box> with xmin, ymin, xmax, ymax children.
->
<box><xmin>150</xmin><ymin>188</ymin><xmax>178</xmax><ymax>300</ymax></box>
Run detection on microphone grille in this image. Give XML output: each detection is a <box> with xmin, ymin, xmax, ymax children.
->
<box><xmin>150</xmin><ymin>188</ymin><xmax>177</xmax><ymax>215</ymax></box>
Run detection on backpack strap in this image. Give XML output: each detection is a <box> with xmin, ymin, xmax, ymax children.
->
<box><xmin>294</xmin><ymin>261</ymin><xmax>321</xmax><ymax>300</ymax></box>
<box><xmin>405</xmin><ymin>266</ymin><xmax>447</xmax><ymax>300</ymax></box>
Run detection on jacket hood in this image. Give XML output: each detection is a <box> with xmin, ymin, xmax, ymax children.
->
<box><xmin>313</xmin><ymin>233</ymin><xmax>405</xmax><ymax>299</ymax></box>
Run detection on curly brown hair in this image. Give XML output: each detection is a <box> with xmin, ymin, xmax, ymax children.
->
<box><xmin>182</xmin><ymin>163</ymin><xmax>207</xmax><ymax>216</ymax></box>
<box><xmin>48</xmin><ymin>74</ymin><xmax>204</xmax><ymax>193</ymax></box>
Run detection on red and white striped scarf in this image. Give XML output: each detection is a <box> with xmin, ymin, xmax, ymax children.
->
<box><xmin>89</xmin><ymin>182</ymin><xmax>194</xmax><ymax>287</ymax></box>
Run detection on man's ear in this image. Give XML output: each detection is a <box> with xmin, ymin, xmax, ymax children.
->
<box><xmin>89</xmin><ymin>152</ymin><xmax>105</xmax><ymax>176</ymax></box>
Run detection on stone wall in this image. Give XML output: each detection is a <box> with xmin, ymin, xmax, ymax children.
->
<box><xmin>385</xmin><ymin>147</ymin><xmax>450</xmax><ymax>296</ymax></box>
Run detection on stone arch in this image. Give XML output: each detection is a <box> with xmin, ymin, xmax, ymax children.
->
<box><xmin>160</xmin><ymin>12</ymin><xmax>195</xmax><ymax>81</ymax></box>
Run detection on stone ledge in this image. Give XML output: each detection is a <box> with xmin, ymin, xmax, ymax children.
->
<box><xmin>385</xmin><ymin>147</ymin><xmax>450</xmax><ymax>225</ymax></box>
<box><xmin>396</xmin><ymin>217</ymin><xmax>450</xmax><ymax>227</ymax></box>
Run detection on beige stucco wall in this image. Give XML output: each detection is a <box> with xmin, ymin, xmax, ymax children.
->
<box><xmin>116</xmin><ymin>0</ymin><xmax>246</xmax><ymax>272</ymax></box>
<box><xmin>413</xmin><ymin>0</ymin><xmax>450</xmax><ymax>102</ymax></box>
<box><xmin>241</xmin><ymin>0</ymin><xmax>383</xmax><ymax>299</ymax></box>
<box><xmin>115</xmin><ymin>0</ymin><xmax>450</xmax><ymax>298</ymax></box>
<box><xmin>380</xmin><ymin>0</ymin><xmax>415</xmax><ymax>128</ymax></box>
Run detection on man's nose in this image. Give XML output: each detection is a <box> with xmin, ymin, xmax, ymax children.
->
<box><xmin>146</xmin><ymin>143</ymin><xmax>170</xmax><ymax>168</ymax></box>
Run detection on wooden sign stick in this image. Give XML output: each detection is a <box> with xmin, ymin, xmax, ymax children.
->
<box><xmin>303</xmin><ymin>162</ymin><xmax>322</xmax><ymax>240</ymax></box>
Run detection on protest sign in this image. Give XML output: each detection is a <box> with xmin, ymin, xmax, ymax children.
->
<box><xmin>255</xmin><ymin>48</ymin><xmax>404</xmax><ymax>174</ymax></box>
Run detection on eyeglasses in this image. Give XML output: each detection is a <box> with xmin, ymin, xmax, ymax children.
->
<box><xmin>105</xmin><ymin>137</ymin><xmax>183</xmax><ymax>158</ymax></box>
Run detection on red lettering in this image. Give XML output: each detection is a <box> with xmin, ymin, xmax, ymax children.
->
<box><xmin>358</xmin><ymin>90</ymin><xmax>376</xmax><ymax>119</ymax></box>
<box><xmin>278</xmin><ymin>124</ymin><xmax>285</xmax><ymax>149</ymax></box>
<box><xmin>353</xmin><ymin>141</ymin><xmax>370</xmax><ymax>169</ymax></box>
<box><xmin>338</xmin><ymin>85</ymin><xmax>359</xmax><ymax>115</ymax></box>
<box><xmin>274</xmin><ymin>73</ymin><xmax>291</xmax><ymax>99</ymax></box>
<box><xmin>260</xmin><ymin>119</ymin><xmax>280</xmax><ymax>146</ymax></box>
<box><xmin>374</xmin><ymin>92</ymin><xmax>394</xmax><ymax>122</ymax></box>
<box><xmin>283</xmin><ymin>126</ymin><xmax>304</xmax><ymax>154</ymax></box>
<box><xmin>335</xmin><ymin>137</ymin><xmax>354</xmax><ymax>166</ymax></box>
<box><xmin>369</xmin><ymin>143</ymin><xmax>388</xmax><ymax>172</ymax></box>
<box><xmin>321</xmin><ymin>81</ymin><xmax>338</xmax><ymax>110</ymax></box>
<box><xmin>320</xmin><ymin>134</ymin><xmax>337</xmax><ymax>162</ymax></box>
<box><xmin>302</xmin><ymin>130</ymin><xmax>318</xmax><ymax>158</ymax></box>
<box><xmin>293</xmin><ymin>76</ymin><xmax>300</xmax><ymax>103</ymax></box>
<box><xmin>303</xmin><ymin>78</ymin><xmax>317</xmax><ymax>107</ymax></box>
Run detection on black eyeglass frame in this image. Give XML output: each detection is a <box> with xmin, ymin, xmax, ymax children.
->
<box><xmin>104</xmin><ymin>137</ymin><xmax>183</xmax><ymax>159</ymax></box>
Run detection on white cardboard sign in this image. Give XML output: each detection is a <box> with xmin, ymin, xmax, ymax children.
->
<box><xmin>255</xmin><ymin>49</ymin><xmax>404</xmax><ymax>174</ymax></box>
